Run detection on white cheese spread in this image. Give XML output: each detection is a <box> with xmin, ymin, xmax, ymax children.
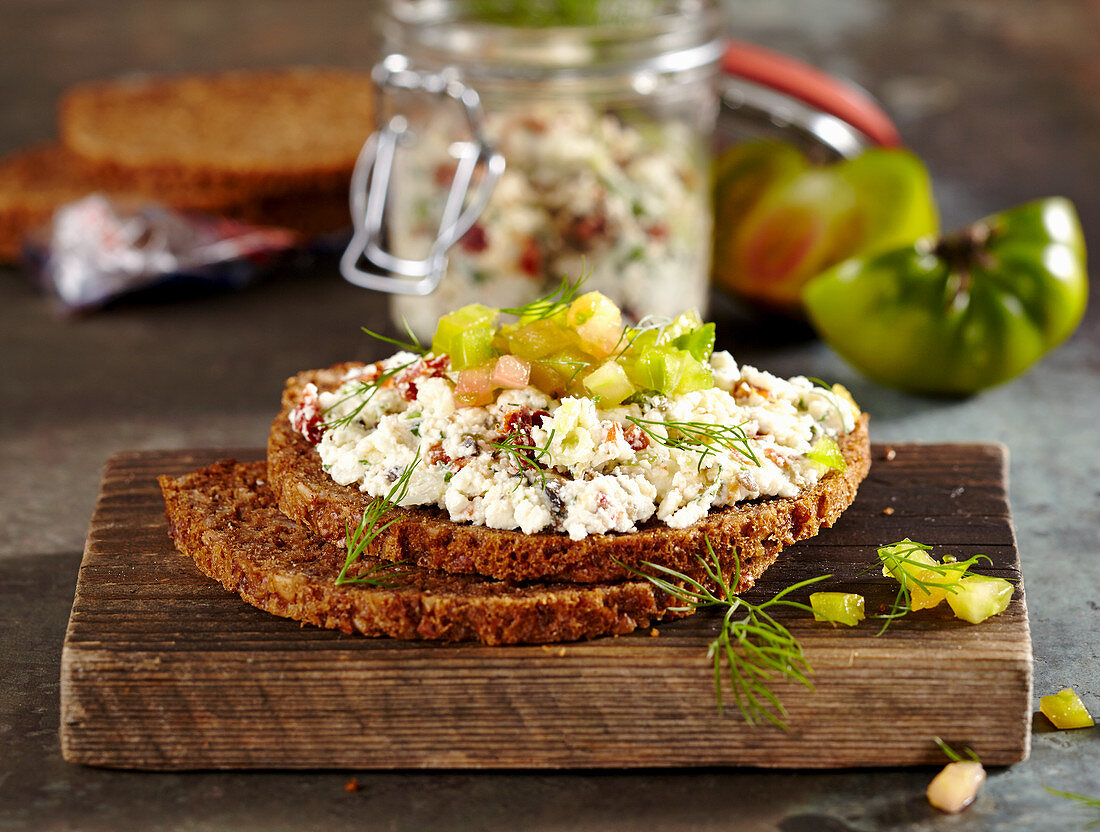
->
<box><xmin>389</xmin><ymin>102</ymin><xmax>711</xmax><ymax>338</ymax></box>
<box><xmin>297</xmin><ymin>350</ymin><xmax>860</xmax><ymax>541</ymax></box>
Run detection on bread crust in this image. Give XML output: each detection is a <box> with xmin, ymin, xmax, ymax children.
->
<box><xmin>59</xmin><ymin>68</ymin><xmax>374</xmax><ymax>198</ymax></box>
<box><xmin>268</xmin><ymin>365</ymin><xmax>871</xmax><ymax>586</ymax></box>
<box><xmin>159</xmin><ymin>459</ymin><xmax>689</xmax><ymax>645</ymax></box>
<box><xmin>0</xmin><ymin>143</ymin><xmax>350</xmax><ymax>261</ymax></box>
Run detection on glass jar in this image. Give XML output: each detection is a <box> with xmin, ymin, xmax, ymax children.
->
<box><xmin>345</xmin><ymin>0</ymin><xmax>725</xmax><ymax>340</ymax></box>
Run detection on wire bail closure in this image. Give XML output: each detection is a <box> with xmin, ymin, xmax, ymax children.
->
<box><xmin>340</xmin><ymin>55</ymin><xmax>505</xmax><ymax>296</ymax></box>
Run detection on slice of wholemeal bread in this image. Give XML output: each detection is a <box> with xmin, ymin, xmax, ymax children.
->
<box><xmin>268</xmin><ymin>365</ymin><xmax>871</xmax><ymax>586</ymax></box>
<box><xmin>59</xmin><ymin>67</ymin><xmax>374</xmax><ymax>198</ymax></box>
<box><xmin>0</xmin><ymin>143</ymin><xmax>350</xmax><ymax>261</ymax></box>
<box><xmin>159</xmin><ymin>459</ymin><xmax>689</xmax><ymax>645</ymax></box>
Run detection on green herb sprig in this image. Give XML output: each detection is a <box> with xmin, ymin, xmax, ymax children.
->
<box><xmin>335</xmin><ymin>449</ymin><xmax>420</xmax><ymax>587</ymax></box>
<box><xmin>871</xmin><ymin>540</ymin><xmax>994</xmax><ymax>635</ymax></box>
<box><xmin>490</xmin><ymin>428</ymin><xmax>556</xmax><ymax>489</ymax></box>
<box><xmin>1045</xmin><ymin>788</ymin><xmax>1100</xmax><ymax>828</ymax></box>
<box><xmin>626</xmin><ymin>416</ymin><xmax>761</xmax><ymax>471</ymax></box>
<box><xmin>623</xmin><ymin>537</ymin><xmax>830</xmax><ymax>728</ymax></box>
<box><xmin>500</xmin><ymin>274</ymin><xmax>585</xmax><ymax>322</ymax></box>
<box><xmin>360</xmin><ymin>316</ymin><xmax>428</xmax><ymax>356</ymax></box>
<box><xmin>323</xmin><ymin>360</ymin><xmax>417</xmax><ymax>432</ymax></box>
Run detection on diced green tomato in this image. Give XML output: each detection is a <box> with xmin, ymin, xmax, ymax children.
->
<box><xmin>807</xmin><ymin>436</ymin><xmax>847</xmax><ymax>472</ymax></box>
<box><xmin>879</xmin><ymin>540</ymin><xmax>938</xmax><ymax>580</ymax></box>
<box><xmin>454</xmin><ymin>365</ymin><xmax>496</xmax><ymax>408</ymax></box>
<box><xmin>674</xmin><ymin>356</ymin><xmax>714</xmax><ymax>395</ymax></box>
<box><xmin>528</xmin><ymin>362</ymin><xmax>564</xmax><ymax>397</ymax></box>
<box><xmin>878</xmin><ymin>541</ymin><xmax>966</xmax><ymax>611</ymax></box>
<box><xmin>448</xmin><ymin>328</ymin><xmax>496</xmax><ymax>371</ymax></box>
<box><xmin>926</xmin><ymin>761</ymin><xmax>986</xmax><ymax>814</ymax></box>
<box><xmin>630</xmin><ymin>348</ymin><xmax>687</xmax><ymax>395</ymax></box>
<box><xmin>530</xmin><ymin>348</ymin><xmax>589</xmax><ymax>398</ymax></box>
<box><xmin>810</xmin><ymin>592</ymin><xmax>865</xmax><ymax>626</ymax></box>
<box><xmin>945</xmin><ymin>574</ymin><xmax>1014</xmax><ymax>623</ymax></box>
<box><xmin>910</xmin><ymin>563</ymin><xmax>970</xmax><ymax>611</ymax></box>
<box><xmin>1040</xmin><ymin>688</ymin><xmax>1094</xmax><ymax>730</ymax></box>
<box><xmin>619</xmin><ymin>327</ymin><xmax>659</xmax><ymax>361</ymax></box>
<box><xmin>566</xmin><ymin>291</ymin><xmax>624</xmax><ymax>358</ymax></box>
<box><xmin>432</xmin><ymin>304</ymin><xmax>498</xmax><ymax>370</ymax></box>
<box><xmin>657</xmin><ymin>310</ymin><xmax>705</xmax><ymax>344</ymax></box>
<box><xmin>505</xmin><ymin>318</ymin><xmax>579</xmax><ymax>361</ymax></box>
<box><xmin>583</xmin><ymin>360</ymin><xmax>636</xmax><ymax>405</ymax></box>
<box><xmin>671</xmin><ymin>322</ymin><xmax>716</xmax><ymax>362</ymax></box>
<box><xmin>490</xmin><ymin>354</ymin><xmax>530</xmax><ymax>389</ymax></box>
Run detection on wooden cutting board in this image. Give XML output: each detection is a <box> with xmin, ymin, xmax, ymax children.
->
<box><xmin>60</xmin><ymin>443</ymin><xmax>1031</xmax><ymax>770</ymax></box>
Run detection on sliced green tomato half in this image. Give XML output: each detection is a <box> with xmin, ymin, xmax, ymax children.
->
<box><xmin>1039</xmin><ymin>688</ymin><xmax>1094</xmax><ymax>730</ymax></box>
<box><xmin>730</xmin><ymin>169</ymin><xmax>855</xmax><ymax>310</ymax></box>
<box><xmin>834</xmin><ymin>148</ymin><xmax>939</xmax><ymax>258</ymax></box>
<box><xmin>810</xmin><ymin>592</ymin><xmax>865</xmax><ymax>626</ymax></box>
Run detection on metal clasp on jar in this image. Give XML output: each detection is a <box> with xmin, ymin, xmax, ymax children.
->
<box><xmin>340</xmin><ymin>54</ymin><xmax>505</xmax><ymax>296</ymax></box>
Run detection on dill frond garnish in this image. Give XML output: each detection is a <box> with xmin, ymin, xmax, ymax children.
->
<box><xmin>360</xmin><ymin>316</ymin><xmax>428</xmax><ymax>356</ymax></box>
<box><xmin>622</xmin><ymin>537</ymin><xmax>831</xmax><ymax>728</ymax></box>
<box><xmin>871</xmin><ymin>540</ymin><xmax>995</xmax><ymax>635</ymax></box>
<box><xmin>490</xmin><ymin>428</ymin><xmax>556</xmax><ymax>488</ymax></box>
<box><xmin>934</xmin><ymin>736</ymin><xmax>981</xmax><ymax>763</ymax></box>
<box><xmin>335</xmin><ymin>448</ymin><xmax>420</xmax><ymax>587</ymax></box>
<box><xmin>322</xmin><ymin>360</ymin><xmax>417</xmax><ymax>432</ymax></box>
<box><xmin>1045</xmin><ymin>788</ymin><xmax>1100</xmax><ymax>827</ymax></box>
<box><xmin>500</xmin><ymin>274</ymin><xmax>585</xmax><ymax>322</ymax></box>
<box><xmin>626</xmin><ymin>416</ymin><xmax>761</xmax><ymax>470</ymax></box>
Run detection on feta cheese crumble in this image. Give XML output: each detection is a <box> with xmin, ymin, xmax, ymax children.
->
<box><xmin>295</xmin><ymin>350</ymin><xmax>860</xmax><ymax>541</ymax></box>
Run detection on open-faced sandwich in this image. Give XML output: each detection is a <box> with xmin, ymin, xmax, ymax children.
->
<box><xmin>161</xmin><ymin>285</ymin><xmax>870</xmax><ymax>644</ymax></box>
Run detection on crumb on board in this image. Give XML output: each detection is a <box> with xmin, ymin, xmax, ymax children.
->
<box><xmin>344</xmin><ymin>778</ymin><xmax>360</xmax><ymax>793</ymax></box>
<box><xmin>650</xmin><ymin>628</ymin><xmax>660</xmax><ymax>637</ymax></box>
<box><xmin>883</xmin><ymin>447</ymin><xmax>897</xmax><ymax>461</ymax></box>
<box><xmin>541</xmin><ymin>644</ymin><xmax>568</xmax><ymax>657</ymax></box>
<box><xmin>883</xmin><ymin>506</ymin><xmax>895</xmax><ymax>515</ymax></box>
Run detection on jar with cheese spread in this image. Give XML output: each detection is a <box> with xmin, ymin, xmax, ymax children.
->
<box><xmin>342</xmin><ymin>1</ymin><xmax>725</xmax><ymax>340</ymax></box>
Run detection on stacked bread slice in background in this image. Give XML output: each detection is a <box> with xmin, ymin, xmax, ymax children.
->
<box><xmin>0</xmin><ymin>67</ymin><xmax>373</xmax><ymax>261</ymax></box>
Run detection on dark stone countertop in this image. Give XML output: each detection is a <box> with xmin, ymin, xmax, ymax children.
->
<box><xmin>2</xmin><ymin>1</ymin><xmax>1098</xmax><ymax>830</ymax></box>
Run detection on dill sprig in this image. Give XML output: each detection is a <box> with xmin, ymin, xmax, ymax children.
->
<box><xmin>1045</xmin><ymin>788</ymin><xmax>1100</xmax><ymax>828</ymax></box>
<box><xmin>500</xmin><ymin>274</ymin><xmax>585</xmax><ymax>322</ymax></box>
<box><xmin>360</xmin><ymin>316</ymin><xmax>427</xmax><ymax>356</ymax></box>
<box><xmin>322</xmin><ymin>360</ymin><xmax>417</xmax><ymax>432</ymax></box>
<box><xmin>610</xmin><ymin>314</ymin><xmax>672</xmax><ymax>361</ymax></box>
<box><xmin>871</xmin><ymin>540</ymin><xmax>995</xmax><ymax>635</ymax></box>
<box><xmin>623</xmin><ymin>537</ymin><xmax>831</xmax><ymax>728</ymax></box>
<box><xmin>490</xmin><ymin>428</ymin><xmax>556</xmax><ymax>488</ymax></box>
<box><xmin>934</xmin><ymin>736</ymin><xmax>981</xmax><ymax>763</ymax></box>
<box><xmin>335</xmin><ymin>449</ymin><xmax>420</xmax><ymax>586</ymax></box>
<box><xmin>627</xmin><ymin>415</ymin><xmax>761</xmax><ymax>470</ymax></box>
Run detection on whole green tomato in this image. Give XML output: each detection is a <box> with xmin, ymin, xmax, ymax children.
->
<box><xmin>802</xmin><ymin>197</ymin><xmax>1088</xmax><ymax>395</ymax></box>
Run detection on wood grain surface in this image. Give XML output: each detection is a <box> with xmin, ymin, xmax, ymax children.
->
<box><xmin>60</xmin><ymin>444</ymin><xmax>1031</xmax><ymax>770</ymax></box>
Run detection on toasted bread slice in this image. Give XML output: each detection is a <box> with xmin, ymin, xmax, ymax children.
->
<box><xmin>159</xmin><ymin>459</ymin><xmax>689</xmax><ymax>645</ymax></box>
<box><xmin>268</xmin><ymin>365</ymin><xmax>871</xmax><ymax>586</ymax></box>
<box><xmin>59</xmin><ymin>68</ymin><xmax>374</xmax><ymax>198</ymax></box>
